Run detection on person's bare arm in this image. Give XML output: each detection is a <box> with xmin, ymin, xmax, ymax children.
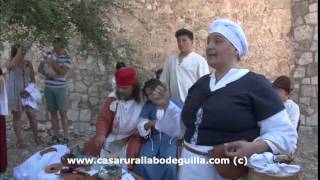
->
<box><xmin>38</xmin><ymin>61</ymin><xmax>56</xmax><ymax>80</ymax></box>
<box><xmin>47</xmin><ymin>60</ymin><xmax>69</xmax><ymax>76</ymax></box>
<box><xmin>27</xmin><ymin>61</ymin><xmax>36</xmax><ymax>83</ymax></box>
<box><xmin>224</xmin><ymin>140</ymin><xmax>271</xmax><ymax>158</ymax></box>
<box><xmin>144</xmin><ymin>120</ymin><xmax>156</xmax><ymax>131</ymax></box>
<box><xmin>38</xmin><ymin>62</ymin><xmax>46</xmax><ymax>75</ymax></box>
<box><xmin>6</xmin><ymin>48</ymin><xmax>23</xmax><ymax>70</ymax></box>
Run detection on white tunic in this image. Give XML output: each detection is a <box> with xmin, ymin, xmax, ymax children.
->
<box><xmin>284</xmin><ymin>99</ymin><xmax>300</xmax><ymax>130</ymax></box>
<box><xmin>159</xmin><ymin>68</ymin><xmax>297</xmax><ymax>180</ymax></box>
<box><xmin>0</xmin><ymin>75</ymin><xmax>8</xmax><ymax>116</ymax></box>
<box><xmin>160</xmin><ymin>52</ymin><xmax>209</xmax><ymax>103</ymax></box>
<box><xmin>100</xmin><ymin>92</ymin><xmax>144</xmax><ymax>161</ymax></box>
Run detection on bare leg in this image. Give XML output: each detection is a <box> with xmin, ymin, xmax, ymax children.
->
<box><xmin>50</xmin><ymin>111</ymin><xmax>60</xmax><ymax>137</ymax></box>
<box><xmin>12</xmin><ymin>111</ymin><xmax>27</xmax><ymax>148</ymax></box>
<box><xmin>59</xmin><ymin>111</ymin><xmax>69</xmax><ymax>140</ymax></box>
<box><xmin>25</xmin><ymin>107</ymin><xmax>42</xmax><ymax>144</ymax></box>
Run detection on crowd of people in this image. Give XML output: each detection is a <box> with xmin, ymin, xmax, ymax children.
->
<box><xmin>0</xmin><ymin>18</ymin><xmax>301</xmax><ymax>180</ymax></box>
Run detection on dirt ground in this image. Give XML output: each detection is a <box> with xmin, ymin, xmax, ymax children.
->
<box><xmin>2</xmin><ymin>121</ymin><xmax>318</xmax><ymax>180</ymax></box>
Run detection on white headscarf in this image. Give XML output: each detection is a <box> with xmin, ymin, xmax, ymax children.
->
<box><xmin>209</xmin><ymin>18</ymin><xmax>248</xmax><ymax>57</ymax></box>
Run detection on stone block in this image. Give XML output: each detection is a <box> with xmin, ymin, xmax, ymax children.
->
<box><xmin>74</xmin><ymin>81</ymin><xmax>87</xmax><ymax>93</ymax></box>
<box><xmin>297</xmin><ymin>52</ymin><xmax>313</xmax><ymax>65</ymax></box>
<box><xmin>294</xmin><ymin>25</ymin><xmax>314</xmax><ymax>41</ymax></box>
<box><xmin>81</xmin><ymin>94</ymin><xmax>89</xmax><ymax>103</ymax></box>
<box><xmin>311</xmin><ymin>76</ymin><xmax>318</xmax><ymax>85</ymax></box>
<box><xmin>309</xmin><ymin>3</ymin><xmax>318</xmax><ymax>12</ymax></box>
<box><xmin>88</xmin><ymin>85</ymin><xmax>99</xmax><ymax>93</ymax></box>
<box><xmin>305</xmin><ymin>12</ymin><xmax>318</xmax><ymax>25</ymax></box>
<box><xmin>67</xmin><ymin>82</ymin><xmax>74</xmax><ymax>92</ymax></box>
<box><xmin>293</xmin><ymin>66</ymin><xmax>306</xmax><ymax>78</ymax></box>
<box><xmin>86</xmin><ymin>55</ymin><xmax>95</xmax><ymax>65</ymax></box>
<box><xmin>306</xmin><ymin>108</ymin><xmax>315</xmax><ymax>115</ymax></box>
<box><xmin>306</xmin><ymin>113</ymin><xmax>318</xmax><ymax>126</ymax></box>
<box><xmin>293</xmin><ymin>1</ymin><xmax>309</xmax><ymax>17</ymax></box>
<box><xmin>301</xmin><ymin>85</ymin><xmax>317</xmax><ymax>97</ymax></box>
<box><xmin>294</xmin><ymin>40</ymin><xmax>313</xmax><ymax>51</ymax></box>
<box><xmin>306</xmin><ymin>63</ymin><xmax>318</xmax><ymax>76</ymax></box>
<box><xmin>83</xmin><ymin>75</ymin><xmax>94</xmax><ymax>86</ymax></box>
<box><xmin>89</xmin><ymin>97</ymin><xmax>99</xmax><ymax>106</ymax></box>
<box><xmin>79</xmin><ymin>109</ymin><xmax>92</xmax><ymax>122</ymax></box>
<box><xmin>302</xmin><ymin>78</ymin><xmax>311</xmax><ymax>84</ymax></box>
<box><xmin>314</xmin><ymin>26</ymin><xmax>318</xmax><ymax>41</ymax></box>
<box><xmin>311</xmin><ymin>41</ymin><xmax>318</xmax><ymax>51</ymax></box>
<box><xmin>294</xmin><ymin>16</ymin><xmax>304</xmax><ymax>27</ymax></box>
<box><xmin>300</xmin><ymin>97</ymin><xmax>311</xmax><ymax>105</ymax></box>
<box><xmin>67</xmin><ymin>109</ymin><xmax>80</xmax><ymax>121</ymax></box>
<box><xmin>310</xmin><ymin>97</ymin><xmax>318</xmax><ymax>108</ymax></box>
<box><xmin>69</xmin><ymin>93</ymin><xmax>82</xmax><ymax>109</ymax></box>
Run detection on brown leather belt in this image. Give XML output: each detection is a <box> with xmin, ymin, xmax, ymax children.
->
<box><xmin>183</xmin><ymin>142</ymin><xmax>209</xmax><ymax>156</ymax></box>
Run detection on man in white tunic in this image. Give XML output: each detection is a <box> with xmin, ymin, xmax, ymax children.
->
<box><xmin>273</xmin><ymin>75</ymin><xmax>300</xmax><ymax>130</ymax></box>
<box><xmin>83</xmin><ymin>67</ymin><xmax>144</xmax><ymax>170</ymax></box>
<box><xmin>160</xmin><ymin>28</ymin><xmax>209</xmax><ymax>103</ymax></box>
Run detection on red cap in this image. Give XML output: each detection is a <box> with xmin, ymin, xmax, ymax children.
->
<box><xmin>115</xmin><ymin>67</ymin><xmax>137</xmax><ymax>87</ymax></box>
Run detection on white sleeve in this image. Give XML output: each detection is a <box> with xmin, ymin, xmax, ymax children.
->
<box><xmin>111</xmin><ymin>76</ymin><xmax>116</xmax><ymax>91</ymax></box>
<box><xmin>155</xmin><ymin>101</ymin><xmax>185</xmax><ymax>138</ymax></box>
<box><xmin>137</xmin><ymin>118</ymin><xmax>151</xmax><ymax>137</ymax></box>
<box><xmin>197</xmin><ymin>56</ymin><xmax>210</xmax><ymax>78</ymax></box>
<box><xmin>159</xmin><ymin>57</ymin><xmax>170</xmax><ymax>85</ymax></box>
<box><xmin>254</xmin><ymin>109</ymin><xmax>298</xmax><ymax>155</ymax></box>
<box><xmin>0</xmin><ymin>77</ymin><xmax>8</xmax><ymax>116</ymax></box>
<box><xmin>288</xmin><ymin>104</ymin><xmax>300</xmax><ymax>130</ymax></box>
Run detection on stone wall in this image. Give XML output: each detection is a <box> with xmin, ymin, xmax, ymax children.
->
<box><xmin>291</xmin><ymin>0</ymin><xmax>318</xmax><ymax>126</ymax></box>
<box><xmin>108</xmin><ymin>0</ymin><xmax>293</xmax><ymax>78</ymax></box>
<box><xmin>0</xmin><ymin>0</ymin><xmax>317</xmax><ymax>131</ymax></box>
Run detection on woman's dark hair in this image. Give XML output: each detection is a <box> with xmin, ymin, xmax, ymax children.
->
<box><xmin>175</xmin><ymin>28</ymin><xmax>194</xmax><ymax>41</ymax></box>
<box><xmin>155</xmin><ymin>69</ymin><xmax>163</xmax><ymax>79</ymax></box>
<box><xmin>116</xmin><ymin>62</ymin><xmax>126</xmax><ymax>70</ymax></box>
<box><xmin>10</xmin><ymin>44</ymin><xmax>20</xmax><ymax>59</ymax></box>
<box><xmin>132</xmin><ymin>82</ymin><xmax>142</xmax><ymax>103</ymax></box>
<box><xmin>142</xmin><ymin>78</ymin><xmax>164</xmax><ymax>97</ymax></box>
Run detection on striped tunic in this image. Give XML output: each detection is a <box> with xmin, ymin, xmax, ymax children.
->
<box><xmin>43</xmin><ymin>51</ymin><xmax>72</xmax><ymax>88</ymax></box>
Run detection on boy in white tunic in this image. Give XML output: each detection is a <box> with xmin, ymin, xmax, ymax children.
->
<box><xmin>160</xmin><ymin>28</ymin><xmax>209</xmax><ymax>103</ymax></box>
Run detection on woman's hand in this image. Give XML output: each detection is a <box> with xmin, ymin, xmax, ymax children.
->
<box><xmin>144</xmin><ymin>120</ymin><xmax>156</xmax><ymax>130</ymax></box>
<box><xmin>20</xmin><ymin>90</ymin><xmax>30</xmax><ymax>98</ymax></box>
<box><xmin>224</xmin><ymin>140</ymin><xmax>271</xmax><ymax>158</ymax></box>
<box><xmin>150</xmin><ymin>83</ymin><xmax>170</xmax><ymax>109</ymax></box>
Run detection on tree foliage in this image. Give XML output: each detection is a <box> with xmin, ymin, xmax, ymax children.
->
<box><xmin>0</xmin><ymin>0</ymin><xmax>126</xmax><ymax>62</ymax></box>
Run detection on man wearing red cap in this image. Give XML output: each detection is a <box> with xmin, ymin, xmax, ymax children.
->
<box><xmin>83</xmin><ymin>67</ymin><xmax>143</xmax><ymax>170</ymax></box>
<box><xmin>273</xmin><ymin>76</ymin><xmax>300</xmax><ymax>130</ymax></box>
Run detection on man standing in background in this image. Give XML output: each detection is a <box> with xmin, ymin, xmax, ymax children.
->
<box><xmin>160</xmin><ymin>28</ymin><xmax>209</xmax><ymax>103</ymax></box>
<box><xmin>38</xmin><ymin>37</ymin><xmax>72</xmax><ymax>144</ymax></box>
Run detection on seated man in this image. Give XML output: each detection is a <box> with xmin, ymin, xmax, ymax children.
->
<box><xmin>83</xmin><ymin>67</ymin><xmax>144</xmax><ymax>170</ymax></box>
<box><xmin>273</xmin><ymin>75</ymin><xmax>300</xmax><ymax>130</ymax></box>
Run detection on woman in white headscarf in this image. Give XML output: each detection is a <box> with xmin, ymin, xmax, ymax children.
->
<box><xmin>151</xmin><ymin>19</ymin><xmax>297</xmax><ymax>180</ymax></box>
